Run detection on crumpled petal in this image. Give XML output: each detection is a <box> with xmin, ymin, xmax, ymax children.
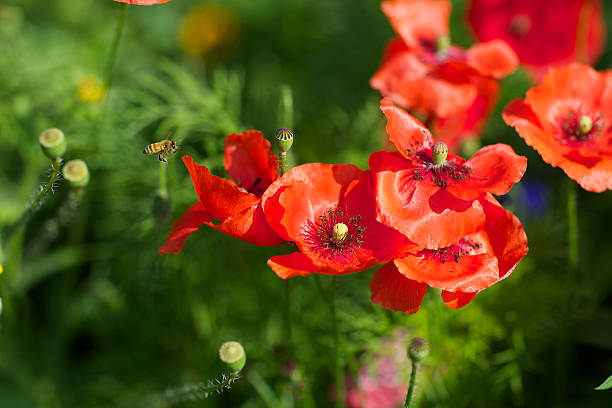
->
<box><xmin>441</xmin><ymin>290</ymin><xmax>477</xmax><ymax>309</ymax></box>
<box><xmin>466</xmin><ymin>39</ymin><xmax>519</xmax><ymax>79</ymax></box>
<box><xmin>224</xmin><ymin>130</ymin><xmax>278</xmax><ymax>196</ymax></box>
<box><xmin>159</xmin><ymin>202</ymin><xmax>212</xmax><ymax>255</ymax></box>
<box><xmin>370</xmin><ymin>262</ymin><xmax>428</xmax><ymax>314</ymax></box>
<box><xmin>381</xmin><ymin>0</ymin><xmax>450</xmax><ymax>48</ymax></box>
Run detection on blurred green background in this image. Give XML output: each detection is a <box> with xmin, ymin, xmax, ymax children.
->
<box><xmin>1</xmin><ymin>0</ymin><xmax>612</xmax><ymax>406</ymax></box>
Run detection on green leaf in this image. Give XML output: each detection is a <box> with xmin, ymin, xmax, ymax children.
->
<box><xmin>595</xmin><ymin>374</ymin><xmax>612</xmax><ymax>390</ymax></box>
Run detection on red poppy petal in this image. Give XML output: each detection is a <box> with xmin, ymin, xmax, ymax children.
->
<box><xmin>381</xmin><ymin>0</ymin><xmax>450</xmax><ymax>48</ymax></box>
<box><xmin>370</xmin><ymin>151</ymin><xmax>486</xmax><ymax>248</ymax></box>
<box><xmin>183</xmin><ymin>156</ymin><xmax>259</xmax><ymax>222</ymax></box>
<box><xmin>525</xmin><ymin>63</ymin><xmax>604</xmax><ymax>133</ymax></box>
<box><xmin>223</xmin><ymin>130</ymin><xmax>278</xmax><ymax>195</ymax></box>
<box><xmin>370</xmin><ymin>262</ymin><xmax>428</xmax><ymax>314</ymax></box>
<box><xmin>380</xmin><ymin>98</ymin><xmax>434</xmax><ymax>158</ymax></box>
<box><xmin>466</xmin><ymin>39</ymin><xmax>519</xmax><ymax>79</ymax></box>
<box><xmin>447</xmin><ymin>143</ymin><xmax>527</xmax><ymax>200</ymax></box>
<box><xmin>480</xmin><ymin>195</ymin><xmax>529</xmax><ymax>279</ymax></box>
<box><xmin>159</xmin><ymin>202</ymin><xmax>213</xmax><ymax>255</ymax></box>
<box><xmin>206</xmin><ymin>205</ymin><xmax>284</xmax><ymax>246</ymax></box>
<box><xmin>432</xmin><ymin>77</ymin><xmax>498</xmax><ymax>152</ymax></box>
<box><xmin>441</xmin><ymin>290</ymin><xmax>477</xmax><ymax>309</ymax></box>
<box><xmin>394</xmin><ymin>252</ymin><xmax>499</xmax><ymax>293</ymax></box>
<box><xmin>262</xmin><ymin>163</ymin><xmax>365</xmax><ymax>246</ymax></box>
<box><xmin>502</xmin><ymin>99</ymin><xmax>612</xmax><ymax>192</ymax></box>
<box><xmin>267</xmin><ymin>252</ymin><xmax>318</xmax><ymax>279</ymax></box>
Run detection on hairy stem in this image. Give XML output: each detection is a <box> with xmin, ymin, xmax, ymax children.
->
<box><xmin>404</xmin><ymin>359</ymin><xmax>418</xmax><ymax>408</ymax></box>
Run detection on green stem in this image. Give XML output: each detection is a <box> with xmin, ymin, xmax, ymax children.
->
<box><xmin>553</xmin><ymin>179</ymin><xmax>580</xmax><ymax>407</ymax></box>
<box><xmin>105</xmin><ymin>3</ymin><xmax>127</xmax><ymax>90</ymax></box>
<box><xmin>159</xmin><ymin>161</ymin><xmax>168</xmax><ymax>197</ymax></box>
<box><xmin>567</xmin><ymin>180</ymin><xmax>578</xmax><ymax>274</ymax></box>
<box><xmin>404</xmin><ymin>360</ymin><xmax>418</xmax><ymax>408</ymax></box>
<box><xmin>284</xmin><ymin>278</ymin><xmax>293</xmax><ymax>351</ymax></box>
<box><xmin>279</xmin><ymin>152</ymin><xmax>287</xmax><ymax>177</ymax></box>
<box><xmin>331</xmin><ymin>276</ymin><xmax>344</xmax><ymax>408</ymax></box>
<box><xmin>2</xmin><ymin>157</ymin><xmax>62</xmax><ymax>244</ymax></box>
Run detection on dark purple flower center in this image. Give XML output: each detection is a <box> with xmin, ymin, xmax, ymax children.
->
<box><xmin>303</xmin><ymin>207</ymin><xmax>365</xmax><ymax>260</ymax></box>
<box><xmin>556</xmin><ymin>110</ymin><xmax>602</xmax><ymax>147</ymax></box>
<box><xmin>508</xmin><ymin>14</ymin><xmax>532</xmax><ymax>38</ymax></box>
<box><xmin>408</xmin><ymin>148</ymin><xmax>473</xmax><ymax>189</ymax></box>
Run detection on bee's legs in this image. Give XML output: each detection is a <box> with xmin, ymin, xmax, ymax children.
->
<box><xmin>158</xmin><ymin>153</ymin><xmax>167</xmax><ymax>163</ymax></box>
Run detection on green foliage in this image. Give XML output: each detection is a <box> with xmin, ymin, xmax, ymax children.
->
<box><xmin>1</xmin><ymin>1</ymin><xmax>612</xmax><ymax>408</ymax></box>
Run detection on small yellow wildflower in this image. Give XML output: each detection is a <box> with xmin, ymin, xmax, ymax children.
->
<box><xmin>76</xmin><ymin>75</ymin><xmax>106</xmax><ymax>104</ymax></box>
<box><xmin>179</xmin><ymin>4</ymin><xmax>239</xmax><ymax>57</ymax></box>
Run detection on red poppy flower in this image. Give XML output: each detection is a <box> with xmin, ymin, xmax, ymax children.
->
<box><xmin>371</xmin><ymin>98</ymin><xmax>527</xmax><ymax>249</ymax></box>
<box><xmin>371</xmin><ymin>0</ymin><xmax>518</xmax><ymax>118</ymax></box>
<box><xmin>262</xmin><ymin>163</ymin><xmax>414</xmax><ymax>279</ymax></box>
<box><xmin>159</xmin><ymin>130</ymin><xmax>283</xmax><ymax>254</ymax></box>
<box><xmin>112</xmin><ymin>0</ymin><xmax>172</xmax><ymax>5</ymax></box>
<box><xmin>503</xmin><ymin>63</ymin><xmax>612</xmax><ymax>192</ymax></box>
<box><xmin>468</xmin><ymin>0</ymin><xmax>606</xmax><ymax>80</ymax></box>
<box><xmin>370</xmin><ymin>194</ymin><xmax>528</xmax><ymax>314</ymax></box>
<box><xmin>431</xmin><ymin>76</ymin><xmax>499</xmax><ymax>152</ymax></box>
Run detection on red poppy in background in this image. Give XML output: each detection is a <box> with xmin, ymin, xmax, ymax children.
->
<box><xmin>113</xmin><ymin>0</ymin><xmax>172</xmax><ymax>5</ymax></box>
<box><xmin>503</xmin><ymin>63</ymin><xmax>612</xmax><ymax>192</ymax></box>
<box><xmin>468</xmin><ymin>0</ymin><xmax>606</xmax><ymax>80</ymax></box>
<box><xmin>262</xmin><ymin>163</ymin><xmax>414</xmax><ymax>279</ymax></box>
<box><xmin>371</xmin><ymin>0</ymin><xmax>518</xmax><ymax>119</ymax></box>
<box><xmin>159</xmin><ymin>130</ymin><xmax>283</xmax><ymax>254</ymax></box>
<box><xmin>431</xmin><ymin>76</ymin><xmax>499</xmax><ymax>152</ymax></box>
<box><xmin>371</xmin><ymin>98</ymin><xmax>526</xmax><ymax>249</ymax></box>
<box><xmin>370</xmin><ymin>194</ymin><xmax>528</xmax><ymax>314</ymax></box>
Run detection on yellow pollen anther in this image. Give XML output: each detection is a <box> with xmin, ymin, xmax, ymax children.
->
<box><xmin>332</xmin><ymin>223</ymin><xmax>349</xmax><ymax>244</ymax></box>
<box><xmin>579</xmin><ymin>116</ymin><xmax>593</xmax><ymax>134</ymax></box>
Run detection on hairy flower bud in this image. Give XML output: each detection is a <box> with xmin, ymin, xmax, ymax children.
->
<box><xmin>62</xmin><ymin>159</ymin><xmax>90</xmax><ymax>188</ymax></box>
<box><xmin>219</xmin><ymin>341</ymin><xmax>246</xmax><ymax>371</ymax></box>
<box><xmin>275</xmin><ymin>128</ymin><xmax>294</xmax><ymax>153</ymax></box>
<box><xmin>408</xmin><ymin>337</ymin><xmax>430</xmax><ymax>362</ymax></box>
<box><xmin>39</xmin><ymin>128</ymin><xmax>67</xmax><ymax>159</ymax></box>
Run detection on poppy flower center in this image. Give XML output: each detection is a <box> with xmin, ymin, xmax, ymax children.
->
<box><xmin>422</xmin><ymin>237</ymin><xmax>482</xmax><ymax>264</ymax></box>
<box><xmin>237</xmin><ymin>177</ymin><xmax>265</xmax><ymax>196</ymax></box>
<box><xmin>408</xmin><ymin>144</ymin><xmax>473</xmax><ymax>189</ymax></box>
<box><xmin>557</xmin><ymin>111</ymin><xmax>602</xmax><ymax>147</ymax></box>
<box><xmin>304</xmin><ymin>207</ymin><xmax>365</xmax><ymax>260</ymax></box>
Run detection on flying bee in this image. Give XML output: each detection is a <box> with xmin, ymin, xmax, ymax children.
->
<box><xmin>143</xmin><ymin>133</ymin><xmax>178</xmax><ymax>163</ymax></box>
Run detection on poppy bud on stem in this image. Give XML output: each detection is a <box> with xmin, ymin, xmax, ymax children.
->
<box><xmin>275</xmin><ymin>128</ymin><xmax>294</xmax><ymax>176</ymax></box>
<box><xmin>39</xmin><ymin>128</ymin><xmax>67</xmax><ymax>159</ymax></box>
<box><xmin>404</xmin><ymin>337</ymin><xmax>430</xmax><ymax>407</ymax></box>
<box><xmin>219</xmin><ymin>341</ymin><xmax>246</xmax><ymax>372</ymax></box>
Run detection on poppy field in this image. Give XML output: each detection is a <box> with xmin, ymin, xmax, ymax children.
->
<box><xmin>1</xmin><ymin>0</ymin><xmax>612</xmax><ymax>407</ymax></box>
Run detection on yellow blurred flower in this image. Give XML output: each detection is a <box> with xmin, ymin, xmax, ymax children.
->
<box><xmin>0</xmin><ymin>264</ymin><xmax>3</xmax><ymax>275</ymax></box>
<box><xmin>76</xmin><ymin>75</ymin><xmax>106</xmax><ymax>104</ymax></box>
<box><xmin>179</xmin><ymin>4</ymin><xmax>240</xmax><ymax>57</ymax></box>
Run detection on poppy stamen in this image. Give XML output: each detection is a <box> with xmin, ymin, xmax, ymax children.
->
<box><xmin>409</xmin><ymin>144</ymin><xmax>472</xmax><ymax>189</ymax></box>
<box><xmin>304</xmin><ymin>207</ymin><xmax>366</xmax><ymax>260</ymax></box>
<box><xmin>557</xmin><ymin>110</ymin><xmax>602</xmax><ymax>146</ymax></box>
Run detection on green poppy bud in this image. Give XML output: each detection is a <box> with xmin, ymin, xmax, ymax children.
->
<box><xmin>579</xmin><ymin>116</ymin><xmax>593</xmax><ymax>134</ymax></box>
<box><xmin>432</xmin><ymin>142</ymin><xmax>448</xmax><ymax>166</ymax></box>
<box><xmin>62</xmin><ymin>159</ymin><xmax>90</xmax><ymax>188</ymax></box>
<box><xmin>408</xmin><ymin>337</ymin><xmax>430</xmax><ymax>362</ymax></box>
<box><xmin>39</xmin><ymin>128</ymin><xmax>67</xmax><ymax>159</ymax></box>
<box><xmin>275</xmin><ymin>128</ymin><xmax>294</xmax><ymax>153</ymax></box>
<box><xmin>219</xmin><ymin>341</ymin><xmax>246</xmax><ymax>372</ymax></box>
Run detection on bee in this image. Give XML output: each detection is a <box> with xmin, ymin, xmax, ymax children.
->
<box><xmin>143</xmin><ymin>133</ymin><xmax>178</xmax><ymax>163</ymax></box>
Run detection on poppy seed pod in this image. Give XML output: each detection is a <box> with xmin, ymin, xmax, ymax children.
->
<box><xmin>219</xmin><ymin>341</ymin><xmax>246</xmax><ymax>371</ymax></box>
<box><xmin>39</xmin><ymin>128</ymin><xmax>67</xmax><ymax>159</ymax></box>
<box><xmin>275</xmin><ymin>128</ymin><xmax>294</xmax><ymax>153</ymax></box>
<box><xmin>408</xmin><ymin>337</ymin><xmax>430</xmax><ymax>362</ymax></box>
<box><xmin>432</xmin><ymin>141</ymin><xmax>448</xmax><ymax>166</ymax></box>
<box><xmin>62</xmin><ymin>159</ymin><xmax>90</xmax><ymax>188</ymax></box>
